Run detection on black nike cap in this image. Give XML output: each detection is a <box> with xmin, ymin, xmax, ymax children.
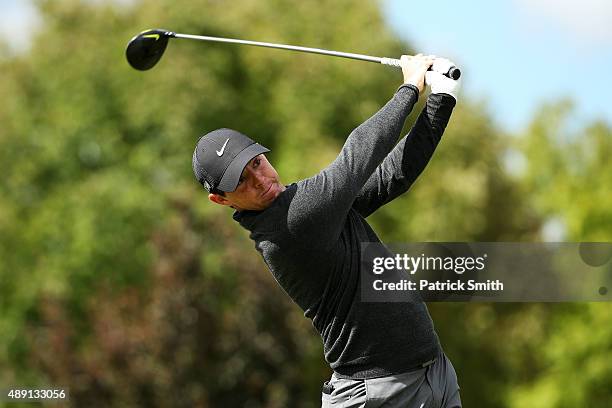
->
<box><xmin>192</xmin><ymin>128</ymin><xmax>270</xmax><ymax>193</ymax></box>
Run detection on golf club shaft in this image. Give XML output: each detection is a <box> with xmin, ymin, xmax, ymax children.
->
<box><xmin>175</xmin><ymin>33</ymin><xmax>383</xmax><ymax>63</ymax></box>
<box><xmin>172</xmin><ymin>32</ymin><xmax>460</xmax><ymax>78</ymax></box>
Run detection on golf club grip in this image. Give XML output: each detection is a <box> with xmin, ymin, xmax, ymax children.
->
<box><xmin>381</xmin><ymin>57</ymin><xmax>461</xmax><ymax>80</ymax></box>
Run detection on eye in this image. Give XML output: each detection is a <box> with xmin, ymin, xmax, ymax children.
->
<box><xmin>237</xmin><ymin>177</ymin><xmax>244</xmax><ymax>185</ymax></box>
<box><xmin>253</xmin><ymin>157</ymin><xmax>261</xmax><ymax>167</ymax></box>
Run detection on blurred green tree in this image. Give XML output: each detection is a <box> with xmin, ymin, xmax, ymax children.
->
<box><xmin>502</xmin><ymin>102</ymin><xmax>612</xmax><ymax>408</ymax></box>
<box><xmin>0</xmin><ymin>0</ymin><xmax>610</xmax><ymax>407</ymax></box>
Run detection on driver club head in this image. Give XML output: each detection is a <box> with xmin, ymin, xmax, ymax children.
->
<box><xmin>125</xmin><ymin>29</ymin><xmax>174</xmax><ymax>70</ymax></box>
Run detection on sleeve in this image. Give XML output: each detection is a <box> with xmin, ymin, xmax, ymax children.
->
<box><xmin>285</xmin><ymin>85</ymin><xmax>420</xmax><ymax>248</ymax></box>
<box><xmin>352</xmin><ymin>93</ymin><xmax>457</xmax><ymax>218</ymax></box>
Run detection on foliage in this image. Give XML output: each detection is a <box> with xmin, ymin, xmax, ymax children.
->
<box><xmin>0</xmin><ymin>0</ymin><xmax>610</xmax><ymax>407</ymax></box>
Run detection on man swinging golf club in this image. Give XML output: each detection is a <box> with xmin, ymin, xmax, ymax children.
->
<box><xmin>192</xmin><ymin>54</ymin><xmax>462</xmax><ymax>407</ymax></box>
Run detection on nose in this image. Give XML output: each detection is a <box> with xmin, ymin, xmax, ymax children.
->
<box><xmin>251</xmin><ymin>170</ymin><xmax>266</xmax><ymax>188</ymax></box>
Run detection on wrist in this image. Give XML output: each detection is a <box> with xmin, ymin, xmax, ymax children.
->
<box><xmin>428</xmin><ymin>92</ymin><xmax>458</xmax><ymax>107</ymax></box>
<box><xmin>430</xmin><ymin>89</ymin><xmax>458</xmax><ymax>102</ymax></box>
<box><xmin>404</xmin><ymin>80</ymin><xmax>424</xmax><ymax>93</ymax></box>
<box><xmin>397</xmin><ymin>83</ymin><xmax>420</xmax><ymax>98</ymax></box>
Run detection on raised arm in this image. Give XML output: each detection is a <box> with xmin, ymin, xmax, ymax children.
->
<box><xmin>286</xmin><ymin>55</ymin><xmax>434</xmax><ymax>247</ymax></box>
<box><xmin>352</xmin><ymin>92</ymin><xmax>457</xmax><ymax>218</ymax></box>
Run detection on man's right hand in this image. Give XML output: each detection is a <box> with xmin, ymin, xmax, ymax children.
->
<box><xmin>400</xmin><ymin>54</ymin><xmax>434</xmax><ymax>94</ymax></box>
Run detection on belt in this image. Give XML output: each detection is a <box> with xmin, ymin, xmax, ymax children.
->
<box><xmin>323</xmin><ymin>357</ymin><xmax>438</xmax><ymax>394</ymax></box>
<box><xmin>421</xmin><ymin>357</ymin><xmax>437</xmax><ymax>368</ymax></box>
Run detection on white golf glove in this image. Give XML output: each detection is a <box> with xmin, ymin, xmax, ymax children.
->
<box><xmin>425</xmin><ymin>58</ymin><xmax>461</xmax><ymax>101</ymax></box>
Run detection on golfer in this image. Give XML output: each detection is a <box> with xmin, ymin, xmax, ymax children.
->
<box><xmin>192</xmin><ymin>54</ymin><xmax>461</xmax><ymax>407</ymax></box>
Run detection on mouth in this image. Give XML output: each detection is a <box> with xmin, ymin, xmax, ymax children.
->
<box><xmin>261</xmin><ymin>184</ymin><xmax>273</xmax><ymax>199</ymax></box>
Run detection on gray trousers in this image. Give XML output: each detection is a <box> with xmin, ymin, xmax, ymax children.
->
<box><xmin>321</xmin><ymin>352</ymin><xmax>461</xmax><ymax>408</ymax></box>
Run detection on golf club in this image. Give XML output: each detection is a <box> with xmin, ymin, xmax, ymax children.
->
<box><xmin>125</xmin><ymin>29</ymin><xmax>461</xmax><ymax>80</ymax></box>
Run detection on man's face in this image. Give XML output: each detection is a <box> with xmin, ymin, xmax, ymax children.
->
<box><xmin>208</xmin><ymin>154</ymin><xmax>286</xmax><ymax>211</ymax></box>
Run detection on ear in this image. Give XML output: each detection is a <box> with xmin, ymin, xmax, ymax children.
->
<box><xmin>208</xmin><ymin>193</ymin><xmax>232</xmax><ymax>207</ymax></box>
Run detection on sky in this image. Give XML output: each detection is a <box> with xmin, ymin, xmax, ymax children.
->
<box><xmin>0</xmin><ymin>0</ymin><xmax>40</xmax><ymax>51</ymax></box>
<box><xmin>383</xmin><ymin>0</ymin><xmax>612</xmax><ymax>132</ymax></box>
<box><xmin>1</xmin><ymin>0</ymin><xmax>611</xmax><ymax>132</ymax></box>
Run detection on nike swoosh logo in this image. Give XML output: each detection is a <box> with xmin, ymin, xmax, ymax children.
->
<box><xmin>216</xmin><ymin>139</ymin><xmax>229</xmax><ymax>156</ymax></box>
<box><xmin>143</xmin><ymin>34</ymin><xmax>160</xmax><ymax>40</ymax></box>
<box><xmin>419</xmin><ymin>404</ymin><xmax>424</xmax><ymax>408</ymax></box>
